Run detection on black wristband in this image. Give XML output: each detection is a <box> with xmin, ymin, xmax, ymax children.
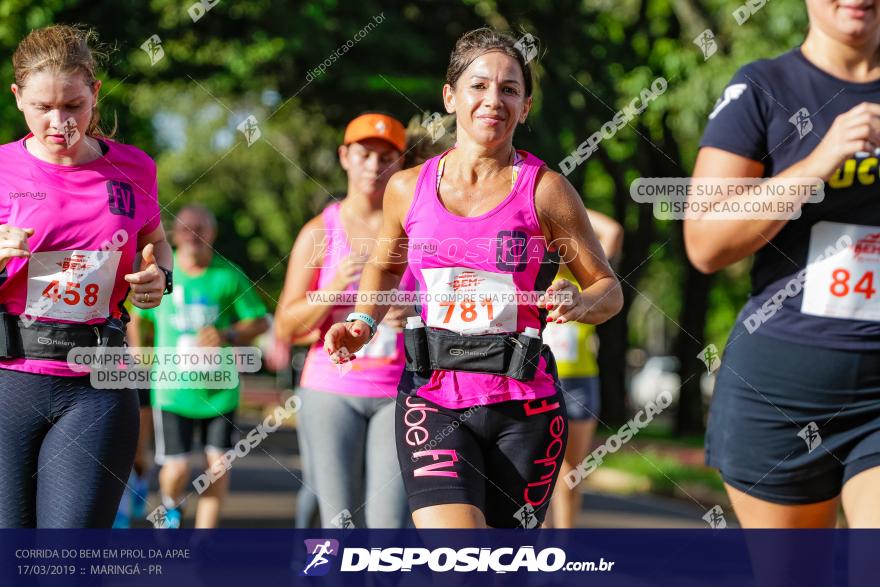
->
<box><xmin>157</xmin><ymin>265</ymin><xmax>173</xmax><ymax>295</ymax></box>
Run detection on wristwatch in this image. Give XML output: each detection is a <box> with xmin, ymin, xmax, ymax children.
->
<box><xmin>345</xmin><ymin>312</ymin><xmax>377</xmax><ymax>341</ymax></box>
<box><xmin>222</xmin><ymin>328</ymin><xmax>240</xmax><ymax>345</ymax></box>
<box><xmin>157</xmin><ymin>265</ymin><xmax>173</xmax><ymax>295</ymax></box>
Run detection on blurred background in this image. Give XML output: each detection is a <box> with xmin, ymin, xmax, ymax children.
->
<box><xmin>0</xmin><ymin>0</ymin><xmax>812</xmax><ymax>526</ymax></box>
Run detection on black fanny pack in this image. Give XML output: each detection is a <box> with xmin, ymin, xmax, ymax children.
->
<box><xmin>404</xmin><ymin>326</ymin><xmax>544</xmax><ymax>381</ymax></box>
<box><xmin>0</xmin><ymin>306</ymin><xmax>126</xmax><ymax>361</ymax></box>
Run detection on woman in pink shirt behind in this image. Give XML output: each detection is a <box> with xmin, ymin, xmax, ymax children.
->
<box><xmin>276</xmin><ymin>113</ymin><xmax>412</xmax><ymax>528</ymax></box>
<box><xmin>325</xmin><ymin>28</ymin><xmax>623</xmax><ymax>528</ymax></box>
<box><xmin>0</xmin><ymin>25</ymin><xmax>172</xmax><ymax>527</ymax></box>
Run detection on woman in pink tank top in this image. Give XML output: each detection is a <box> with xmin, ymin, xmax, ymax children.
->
<box><xmin>325</xmin><ymin>29</ymin><xmax>623</xmax><ymax>529</ymax></box>
<box><xmin>0</xmin><ymin>26</ymin><xmax>171</xmax><ymax>528</ymax></box>
<box><xmin>276</xmin><ymin>113</ymin><xmax>412</xmax><ymax>528</ymax></box>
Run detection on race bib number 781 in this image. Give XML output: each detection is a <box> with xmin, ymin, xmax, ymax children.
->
<box><xmin>421</xmin><ymin>267</ymin><xmax>518</xmax><ymax>334</ymax></box>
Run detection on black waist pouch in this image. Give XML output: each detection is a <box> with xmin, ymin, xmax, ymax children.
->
<box><xmin>403</xmin><ymin>326</ymin><xmax>544</xmax><ymax>382</ymax></box>
<box><xmin>427</xmin><ymin>328</ymin><xmax>512</xmax><ymax>374</ymax></box>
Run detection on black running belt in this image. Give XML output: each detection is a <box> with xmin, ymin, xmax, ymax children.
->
<box><xmin>0</xmin><ymin>309</ymin><xmax>125</xmax><ymax>360</ymax></box>
<box><xmin>404</xmin><ymin>326</ymin><xmax>543</xmax><ymax>381</ymax></box>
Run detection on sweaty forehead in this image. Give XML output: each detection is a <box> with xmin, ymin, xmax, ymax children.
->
<box><xmin>21</xmin><ymin>70</ymin><xmax>92</xmax><ymax>100</ymax></box>
<box><xmin>462</xmin><ymin>51</ymin><xmax>523</xmax><ymax>83</ymax></box>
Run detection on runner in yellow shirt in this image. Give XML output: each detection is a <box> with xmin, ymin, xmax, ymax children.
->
<box><xmin>546</xmin><ymin>209</ymin><xmax>622</xmax><ymax>528</ymax></box>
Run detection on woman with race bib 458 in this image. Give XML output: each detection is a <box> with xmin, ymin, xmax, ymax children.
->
<box><xmin>0</xmin><ymin>25</ymin><xmax>171</xmax><ymax>528</ymax></box>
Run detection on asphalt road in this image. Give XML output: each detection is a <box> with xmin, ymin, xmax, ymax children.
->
<box><xmin>129</xmin><ymin>413</ymin><xmax>714</xmax><ymax>529</ymax></box>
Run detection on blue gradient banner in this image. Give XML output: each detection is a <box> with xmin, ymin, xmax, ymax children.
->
<box><xmin>2</xmin><ymin>529</ymin><xmax>877</xmax><ymax>586</ymax></box>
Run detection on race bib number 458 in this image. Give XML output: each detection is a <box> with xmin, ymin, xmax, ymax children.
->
<box><xmin>421</xmin><ymin>267</ymin><xmax>517</xmax><ymax>334</ymax></box>
<box><xmin>802</xmin><ymin>222</ymin><xmax>880</xmax><ymax>321</ymax></box>
<box><xmin>25</xmin><ymin>250</ymin><xmax>120</xmax><ymax>322</ymax></box>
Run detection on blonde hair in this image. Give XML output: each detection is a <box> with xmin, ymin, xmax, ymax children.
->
<box><xmin>12</xmin><ymin>24</ymin><xmax>114</xmax><ymax>137</ymax></box>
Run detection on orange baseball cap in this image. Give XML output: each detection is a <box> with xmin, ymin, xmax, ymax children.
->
<box><xmin>343</xmin><ymin>113</ymin><xmax>406</xmax><ymax>153</ymax></box>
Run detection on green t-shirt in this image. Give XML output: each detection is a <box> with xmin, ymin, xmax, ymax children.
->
<box><xmin>134</xmin><ymin>253</ymin><xmax>267</xmax><ymax>418</ymax></box>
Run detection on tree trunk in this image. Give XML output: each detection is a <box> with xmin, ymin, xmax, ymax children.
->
<box><xmin>673</xmin><ymin>241</ymin><xmax>713</xmax><ymax>436</ymax></box>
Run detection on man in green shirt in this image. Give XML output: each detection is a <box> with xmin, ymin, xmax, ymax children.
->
<box><xmin>130</xmin><ymin>205</ymin><xmax>268</xmax><ymax>528</ymax></box>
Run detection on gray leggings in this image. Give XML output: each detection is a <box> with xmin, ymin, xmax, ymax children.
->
<box><xmin>297</xmin><ymin>388</ymin><xmax>407</xmax><ymax>528</ymax></box>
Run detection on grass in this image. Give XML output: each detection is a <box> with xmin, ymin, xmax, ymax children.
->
<box><xmin>599</xmin><ymin>450</ymin><xmax>725</xmax><ymax>497</ymax></box>
<box><xmin>587</xmin><ymin>417</ymin><xmax>725</xmax><ymax>498</ymax></box>
<box><xmin>594</xmin><ymin>418</ymin><xmax>705</xmax><ymax>448</ymax></box>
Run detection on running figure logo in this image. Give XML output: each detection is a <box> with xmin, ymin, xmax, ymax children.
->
<box><xmin>61</xmin><ymin>117</ymin><xmax>80</xmax><ymax>149</ymax></box>
<box><xmin>146</xmin><ymin>505</ymin><xmax>170</xmax><ymax>529</ymax></box>
<box><xmin>237</xmin><ymin>115</ymin><xmax>261</xmax><ymax>146</ymax></box>
<box><xmin>693</xmin><ymin>29</ymin><xmax>717</xmax><ymax>60</ymax></box>
<box><xmin>798</xmin><ymin>422</ymin><xmax>822</xmax><ymax>453</ymax></box>
<box><xmin>513</xmin><ymin>503</ymin><xmax>539</xmax><ymax>529</ymax></box>
<box><xmin>140</xmin><ymin>34</ymin><xmax>165</xmax><ymax>65</ymax></box>
<box><xmin>422</xmin><ymin>112</ymin><xmax>447</xmax><ymax>143</ymax></box>
<box><xmin>513</xmin><ymin>33</ymin><xmax>538</xmax><ymax>64</ymax></box>
<box><xmin>301</xmin><ymin>539</ymin><xmax>340</xmax><ymax>576</ymax></box>
<box><xmin>789</xmin><ymin>108</ymin><xmax>813</xmax><ymax>139</ymax></box>
<box><xmin>697</xmin><ymin>344</ymin><xmax>720</xmax><ymax>374</ymax></box>
<box><xmin>702</xmin><ymin>505</ymin><xmax>727</xmax><ymax>529</ymax></box>
<box><xmin>331</xmin><ymin>508</ymin><xmax>356</xmax><ymax>529</ymax></box>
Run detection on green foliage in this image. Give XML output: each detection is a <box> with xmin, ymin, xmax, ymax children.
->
<box><xmin>0</xmin><ymin>0</ymin><xmax>810</xmax><ymax>354</ymax></box>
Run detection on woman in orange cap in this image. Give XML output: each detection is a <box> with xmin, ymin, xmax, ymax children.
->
<box><xmin>276</xmin><ymin>113</ymin><xmax>413</xmax><ymax>528</ymax></box>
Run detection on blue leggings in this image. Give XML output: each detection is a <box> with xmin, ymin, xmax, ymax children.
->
<box><xmin>0</xmin><ymin>368</ymin><xmax>139</xmax><ymax>527</ymax></box>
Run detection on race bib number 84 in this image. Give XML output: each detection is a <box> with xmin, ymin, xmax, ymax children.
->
<box><xmin>25</xmin><ymin>250</ymin><xmax>120</xmax><ymax>322</ymax></box>
<box><xmin>802</xmin><ymin>222</ymin><xmax>880</xmax><ymax>321</ymax></box>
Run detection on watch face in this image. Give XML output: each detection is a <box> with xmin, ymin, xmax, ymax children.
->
<box><xmin>163</xmin><ymin>268</ymin><xmax>174</xmax><ymax>294</ymax></box>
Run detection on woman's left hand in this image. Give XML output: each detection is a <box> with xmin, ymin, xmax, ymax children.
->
<box><xmin>539</xmin><ymin>279</ymin><xmax>586</xmax><ymax>324</ymax></box>
<box><xmin>126</xmin><ymin>243</ymin><xmax>165</xmax><ymax>309</ymax></box>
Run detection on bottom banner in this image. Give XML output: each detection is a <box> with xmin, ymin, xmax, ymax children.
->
<box><xmin>1</xmin><ymin>529</ymin><xmax>876</xmax><ymax>586</ymax></box>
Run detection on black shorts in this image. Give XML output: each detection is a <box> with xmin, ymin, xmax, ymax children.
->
<box><xmin>153</xmin><ymin>409</ymin><xmax>238</xmax><ymax>463</ymax></box>
<box><xmin>706</xmin><ymin>322</ymin><xmax>880</xmax><ymax>505</ymax></box>
<box><xmin>395</xmin><ymin>376</ymin><xmax>568</xmax><ymax>528</ymax></box>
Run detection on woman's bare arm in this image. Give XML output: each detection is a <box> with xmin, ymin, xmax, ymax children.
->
<box><xmin>324</xmin><ymin>166</ymin><xmax>419</xmax><ymax>357</ymax></box>
<box><xmin>536</xmin><ymin>170</ymin><xmax>623</xmax><ymax>325</ymax></box>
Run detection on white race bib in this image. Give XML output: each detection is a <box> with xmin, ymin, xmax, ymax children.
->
<box><xmin>357</xmin><ymin>323</ymin><xmax>399</xmax><ymax>359</ymax></box>
<box><xmin>177</xmin><ymin>334</ymin><xmax>198</xmax><ymax>352</ymax></box>
<box><xmin>176</xmin><ymin>334</ymin><xmax>223</xmax><ymax>372</ymax></box>
<box><xmin>421</xmin><ymin>267</ymin><xmax>518</xmax><ymax>334</ymax></box>
<box><xmin>802</xmin><ymin>221</ymin><xmax>880</xmax><ymax>321</ymax></box>
<box><xmin>543</xmin><ymin>321</ymin><xmax>579</xmax><ymax>362</ymax></box>
<box><xmin>25</xmin><ymin>250</ymin><xmax>120</xmax><ymax>322</ymax></box>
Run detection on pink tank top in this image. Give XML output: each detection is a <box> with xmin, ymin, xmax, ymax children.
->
<box><xmin>0</xmin><ymin>135</ymin><xmax>161</xmax><ymax>376</ymax></box>
<box><xmin>404</xmin><ymin>149</ymin><xmax>560</xmax><ymax>408</ymax></box>
<box><xmin>299</xmin><ymin>202</ymin><xmax>411</xmax><ymax>397</ymax></box>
